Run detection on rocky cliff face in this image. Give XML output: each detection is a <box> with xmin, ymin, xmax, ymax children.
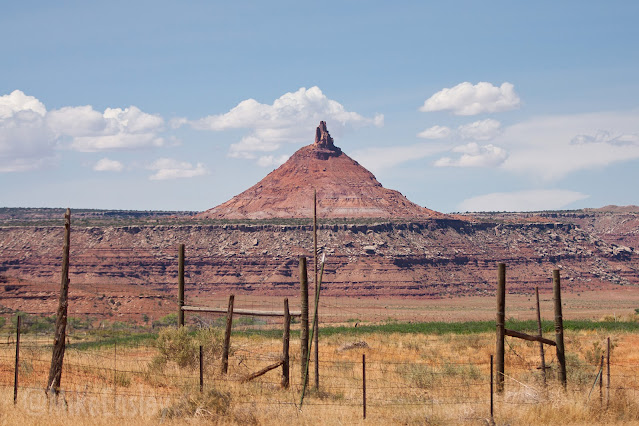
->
<box><xmin>1</xmin><ymin>210</ymin><xmax>637</xmax><ymax>321</ymax></box>
<box><xmin>197</xmin><ymin>122</ymin><xmax>443</xmax><ymax>220</ymax></box>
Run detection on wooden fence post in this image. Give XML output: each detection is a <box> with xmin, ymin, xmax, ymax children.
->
<box><xmin>496</xmin><ymin>263</ymin><xmax>506</xmax><ymax>393</ymax></box>
<box><xmin>553</xmin><ymin>269</ymin><xmax>567</xmax><ymax>388</ymax></box>
<box><xmin>599</xmin><ymin>355</ymin><xmax>604</xmax><ymax>408</ymax></box>
<box><xmin>178</xmin><ymin>244</ymin><xmax>185</xmax><ymax>327</ymax></box>
<box><xmin>607</xmin><ymin>336</ymin><xmax>611</xmax><ymax>407</ymax></box>
<box><xmin>14</xmin><ymin>315</ymin><xmax>21</xmax><ymax>404</ymax></box>
<box><xmin>282</xmin><ymin>298</ymin><xmax>290</xmax><ymax>388</ymax></box>
<box><xmin>47</xmin><ymin>208</ymin><xmax>71</xmax><ymax>394</ymax></box>
<box><xmin>313</xmin><ymin>190</ymin><xmax>319</xmax><ymax>390</ymax></box>
<box><xmin>490</xmin><ymin>354</ymin><xmax>494</xmax><ymax>423</ymax></box>
<box><xmin>300</xmin><ymin>257</ymin><xmax>309</xmax><ymax>384</ymax></box>
<box><xmin>221</xmin><ymin>295</ymin><xmax>235</xmax><ymax>374</ymax></box>
<box><xmin>362</xmin><ymin>353</ymin><xmax>366</xmax><ymax>420</ymax></box>
<box><xmin>535</xmin><ymin>287</ymin><xmax>546</xmax><ymax>386</ymax></box>
<box><xmin>200</xmin><ymin>345</ymin><xmax>204</xmax><ymax>392</ymax></box>
<box><xmin>113</xmin><ymin>342</ymin><xmax>117</xmax><ymax>414</ymax></box>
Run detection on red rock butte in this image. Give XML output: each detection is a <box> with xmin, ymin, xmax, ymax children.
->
<box><xmin>197</xmin><ymin>121</ymin><xmax>445</xmax><ymax>219</ymax></box>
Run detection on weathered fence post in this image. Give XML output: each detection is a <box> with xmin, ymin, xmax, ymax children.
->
<box><xmin>114</xmin><ymin>341</ymin><xmax>117</xmax><ymax>414</ymax></box>
<box><xmin>178</xmin><ymin>244</ymin><xmax>185</xmax><ymax>327</ymax></box>
<box><xmin>607</xmin><ymin>336</ymin><xmax>611</xmax><ymax>407</ymax></box>
<box><xmin>200</xmin><ymin>345</ymin><xmax>204</xmax><ymax>392</ymax></box>
<box><xmin>535</xmin><ymin>287</ymin><xmax>546</xmax><ymax>386</ymax></box>
<box><xmin>599</xmin><ymin>355</ymin><xmax>604</xmax><ymax>408</ymax></box>
<box><xmin>362</xmin><ymin>353</ymin><xmax>366</xmax><ymax>420</ymax></box>
<box><xmin>221</xmin><ymin>295</ymin><xmax>235</xmax><ymax>374</ymax></box>
<box><xmin>47</xmin><ymin>208</ymin><xmax>71</xmax><ymax>394</ymax></box>
<box><xmin>282</xmin><ymin>298</ymin><xmax>290</xmax><ymax>388</ymax></box>
<box><xmin>14</xmin><ymin>315</ymin><xmax>21</xmax><ymax>404</ymax></box>
<box><xmin>490</xmin><ymin>354</ymin><xmax>494</xmax><ymax>423</ymax></box>
<box><xmin>300</xmin><ymin>257</ymin><xmax>309</xmax><ymax>384</ymax></box>
<box><xmin>553</xmin><ymin>269</ymin><xmax>567</xmax><ymax>388</ymax></box>
<box><xmin>496</xmin><ymin>263</ymin><xmax>506</xmax><ymax>393</ymax></box>
<box><xmin>313</xmin><ymin>190</ymin><xmax>320</xmax><ymax>390</ymax></box>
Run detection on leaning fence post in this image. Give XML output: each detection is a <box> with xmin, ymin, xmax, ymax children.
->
<box><xmin>496</xmin><ymin>263</ymin><xmax>506</xmax><ymax>393</ymax></box>
<box><xmin>282</xmin><ymin>298</ymin><xmax>290</xmax><ymax>388</ymax></box>
<box><xmin>221</xmin><ymin>295</ymin><xmax>235</xmax><ymax>374</ymax></box>
<box><xmin>47</xmin><ymin>208</ymin><xmax>71</xmax><ymax>395</ymax></box>
<box><xmin>299</xmin><ymin>257</ymin><xmax>309</xmax><ymax>384</ymax></box>
<box><xmin>313</xmin><ymin>190</ymin><xmax>320</xmax><ymax>390</ymax></box>
<box><xmin>362</xmin><ymin>353</ymin><xmax>366</xmax><ymax>420</ymax></box>
<box><xmin>553</xmin><ymin>269</ymin><xmax>567</xmax><ymax>388</ymax></box>
<box><xmin>178</xmin><ymin>244</ymin><xmax>185</xmax><ymax>327</ymax></box>
<box><xmin>14</xmin><ymin>315</ymin><xmax>21</xmax><ymax>405</ymax></box>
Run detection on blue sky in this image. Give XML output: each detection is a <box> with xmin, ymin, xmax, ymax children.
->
<box><xmin>2</xmin><ymin>1</ymin><xmax>639</xmax><ymax>212</ymax></box>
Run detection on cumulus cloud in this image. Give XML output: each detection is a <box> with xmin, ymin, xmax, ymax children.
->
<box><xmin>147</xmin><ymin>158</ymin><xmax>208</xmax><ymax>180</ymax></box>
<box><xmin>458</xmin><ymin>189</ymin><xmax>590</xmax><ymax>212</ymax></box>
<box><xmin>497</xmin><ymin>111</ymin><xmax>639</xmax><ymax>180</ymax></box>
<box><xmin>0</xmin><ymin>90</ymin><xmax>168</xmax><ymax>172</ymax></box>
<box><xmin>0</xmin><ymin>89</ymin><xmax>46</xmax><ymax>118</ymax></box>
<box><xmin>185</xmin><ymin>86</ymin><xmax>383</xmax><ymax>160</ymax></box>
<box><xmin>0</xmin><ymin>90</ymin><xmax>56</xmax><ymax>172</ymax></box>
<box><xmin>458</xmin><ymin>119</ymin><xmax>501</xmax><ymax>141</ymax></box>
<box><xmin>434</xmin><ymin>142</ymin><xmax>508</xmax><ymax>168</ymax></box>
<box><xmin>93</xmin><ymin>158</ymin><xmax>124</xmax><ymax>172</ymax></box>
<box><xmin>417</xmin><ymin>125</ymin><xmax>451</xmax><ymax>139</ymax></box>
<box><xmin>49</xmin><ymin>105</ymin><xmax>165</xmax><ymax>151</ymax></box>
<box><xmin>257</xmin><ymin>154</ymin><xmax>289</xmax><ymax>168</ymax></box>
<box><xmin>420</xmin><ymin>82</ymin><xmax>520</xmax><ymax>116</ymax></box>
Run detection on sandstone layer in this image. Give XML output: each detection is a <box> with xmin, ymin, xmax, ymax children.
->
<box><xmin>0</xmin><ymin>207</ymin><xmax>637</xmax><ymax>322</ymax></box>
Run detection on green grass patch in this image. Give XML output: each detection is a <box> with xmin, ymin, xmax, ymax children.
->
<box><xmin>234</xmin><ymin>319</ymin><xmax>639</xmax><ymax>339</ymax></box>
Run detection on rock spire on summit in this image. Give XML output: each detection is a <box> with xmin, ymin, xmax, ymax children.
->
<box><xmin>314</xmin><ymin>121</ymin><xmax>335</xmax><ymax>149</ymax></box>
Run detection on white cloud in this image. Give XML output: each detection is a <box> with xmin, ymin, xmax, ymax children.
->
<box><xmin>49</xmin><ymin>105</ymin><xmax>165</xmax><ymax>151</ymax></box>
<box><xmin>458</xmin><ymin>189</ymin><xmax>590</xmax><ymax>212</ymax></box>
<box><xmin>351</xmin><ymin>142</ymin><xmax>448</xmax><ymax>173</ymax></box>
<box><xmin>0</xmin><ymin>90</ymin><xmax>168</xmax><ymax>172</ymax></box>
<box><xmin>434</xmin><ymin>142</ymin><xmax>508</xmax><ymax>167</ymax></box>
<box><xmin>257</xmin><ymin>154</ymin><xmax>289</xmax><ymax>168</ymax></box>
<box><xmin>497</xmin><ymin>111</ymin><xmax>639</xmax><ymax>180</ymax></box>
<box><xmin>93</xmin><ymin>158</ymin><xmax>124</xmax><ymax>172</ymax></box>
<box><xmin>0</xmin><ymin>89</ymin><xmax>46</xmax><ymax>118</ymax></box>
<box><xmin>458</xmin><ymin>119</ymin><xmax>501</xmax><ymax>141</ymax></box>
<box><xmin>0</xmin><ymin>90</ymin><xmax>56</xmax><ymax>172</ymax></box>
<box><xmin>417</xmin><ymin>125</ymin><xmax>451</xmax><ymax>139</ymax></box>
<box><xmin>186</xmin><ymin>86</ymin><xmax>383</xmax><ymax>159</ymax></box>
<box><xmin>147</xmin><ymin>158</ymin><xmax>208</xmax><ymax>180</ymax></box>
<box><xmin>420</xmin><ymin>82</ymin><xmax>520</xmax><ymax>116</ymax></box>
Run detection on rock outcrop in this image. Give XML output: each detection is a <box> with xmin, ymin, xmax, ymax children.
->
<box><xmin>197</xmin><ymin>121</ymin><xmax>443</xmax><ymax>220</ymax></box>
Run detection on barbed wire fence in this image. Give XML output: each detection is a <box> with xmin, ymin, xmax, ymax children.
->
<box><xmin>1</xmin><ymin>313</ymin><xmax>637</xmax><ymax>422</ymax></box>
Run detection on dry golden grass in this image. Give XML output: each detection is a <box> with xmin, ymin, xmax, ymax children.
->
<box><xmin>1</xmin><ymin>329</ymin><xmax>639</xmax><ymax>425</ymax></box>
